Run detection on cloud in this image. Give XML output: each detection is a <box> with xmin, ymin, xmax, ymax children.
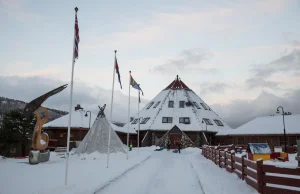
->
<box><xmin>0</xmin><ymin>76</ymin><xmax>149</xmax><ymax>123</ymax></box>
<box><xmin>83</xmin><ymin>0</ymin><xmax>290</xmax><ymax>53</ymax></box>
<box><xmin>212</xmin><ymin>89</ymin><xmax>300</xmax><ymax>128</ymax></box>
<box><xmin>151</xmin><ymin>48</ymin><xmax>217</xmax><ymax>74</ymax></box>
<box><xmin>199</xmin><ymin>82</ymin><xmax>231</xmax><ymax>95</ymax></box>
<box><xmin>246</xmin><ymin>49</ymin><xmax>300</xmax><ymax>89</ymax></box>
<box><xmin>245</xmin><ymin>77</ymin><xmax>280</xmax><ymax>89</ymax></box>
<box><xmin>0</xmin><ymin>0</ymin><xmax>41</xmax><ymax>22</ymax></box>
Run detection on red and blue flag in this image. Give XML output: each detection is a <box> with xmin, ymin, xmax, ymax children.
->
<box><xmin>74</xmin><ymin>14</ymin><xmax>80</xmax><ymax>59</ymax></box>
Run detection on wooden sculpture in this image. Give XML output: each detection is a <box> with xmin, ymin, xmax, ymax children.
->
<box><xmin>24</xmin><ymin>84</ymin><xmax>68</xmax><ymax>164</ymax></box>
<box><xmin>32</xmin><ymin>107</ymin><xmax>49</xmax><ymax>151</ymax></box>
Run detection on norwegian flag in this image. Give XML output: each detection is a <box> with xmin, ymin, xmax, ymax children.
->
<box><xmin>74</xmin><ymin>14</ymin><xmax>80</xmax><ymax>59</ymax></box>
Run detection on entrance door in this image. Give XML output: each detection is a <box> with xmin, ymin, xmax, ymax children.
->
<box><xmin>169</xmin><ymin>134</ymin><xmax>181</xmax><ymax>149</ymax></box>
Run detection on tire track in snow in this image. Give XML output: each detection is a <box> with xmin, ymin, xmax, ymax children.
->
<box><xmin>93</xmin><ymin>155</ymin><xmax>151</xmax><ymax>194</ymax></box>
<box><xmin>189</xmin><ymin>155</ymin><xmax>206</xmax><ymax>194</ymax></box>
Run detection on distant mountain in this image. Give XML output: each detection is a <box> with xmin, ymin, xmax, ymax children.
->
<box><xmin>0</xmin><ymin>96</ymin><xmax>68</xmax><ymax>123</ymax></box>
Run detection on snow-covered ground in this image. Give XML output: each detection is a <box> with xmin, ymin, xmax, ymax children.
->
<box><xmin>0</xmin><ymin>148</ymin><xmax>152</xmax><ymax>194</ymax></box>
<box><xmin>0</xmin><ymin>147</ymin><xmax>258</xmax><ymax>194</ymax></box>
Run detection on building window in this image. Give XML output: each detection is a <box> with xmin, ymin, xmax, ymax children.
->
<box><xmin>200</xmin><ymin>103</ymin><xmax>208</xmax><ymax>110</ymax></box>
<box><xmin>213</xmin><ymin>119</ymin><xmax>224</xmax><ymax>126</ymax></box>
<box><xmin>153</xmin><ymin>101</ymin><xmax>161</xmax><ymax>108</ymax></box>
<box><xmin>131</xmin><ymin>118</ymin><xmax>138</xmax><ymax>124</ymax></box>
<box><xmin>168</xmin><ymin>101</ymin><xmax>174</xmax><ymax>108</ymax></box>
<box><xmin>146</xmin><ymin>102</ymin><xmax>155</xmax><ymax>109</ymax></box>
<box><xmin>179</xmin><ymin>117</ymin><xmax>190</xmax><ymax>124</ymax></box>
<box><xmin>141</xmin><ymin>117</ymin><xmax>150</xmax><ymax>124</ymax></box>
<box><xmin>193</xmin><ymin>102</ymin><xmax>201</xmax><ymax>109</ymax></box>
<box><xmin>203</xmin><ymin>118</ymin><xmax>213</xmax><ymax>125</ymax></box>
<box><xmin>179</xmin><ymin>101</ymin><xmax>185</xmax><ymax>108</ymax></box>
<box><xmin>162</xmin><ymin>117</ymin><xmax>173</xmax><ymax>123</ymax></box>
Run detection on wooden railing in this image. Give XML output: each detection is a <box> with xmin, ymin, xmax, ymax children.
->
<box><xmin>202</xmin><ymin>145</ymin><xmax>300</xmax><ymax>194</ymax></box>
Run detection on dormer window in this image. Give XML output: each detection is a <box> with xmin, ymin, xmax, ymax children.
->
<box><xmin>179</xmin><ymin>101</ymin><xmax>185</xmax><ymax>108</ymax></box>
<box><xmin>202</xmin><ymin>118</ymin><xmax>213</xmax><ymax>125</ymax></box>
<box><xmin>200</xmin><ymin>103</ymin><xmax>208</xmax><ymax>110</ymax></box>
<box><xmin>168</xmin><ymin>101</ymin><xmax>174</xmax><ymax>108</ymax></box>
<box><xmin>162</xmin><ymin>117</ymin><xmax>173</xmax><ymax>123</ymax></box>
<box><xmin>214</xmin><ymin>119</ymin><xmax>224</xmax><ymax>126</ymax></box>
<box><xmin>193</xmin><ymin>102</ymin><xmax>201</xmax><ymax>109</ymax></box>
<box><xmin>153</xmin><ymin>101</ymin><xmax>161</xmax><ymax>108</ymax></box>
<box><xmin>141</xmin><ymin>117</ymin><xmax>150</xmax><ymax>124</ymax></box>
<box><xmin>147</xmin><ymin>102</ymin><xmax>155</xmax><ymax>109</ymax></box>
<box><xmin>179</xmin><ymin>117</ymin><xmax>190</xmax><ymax>124</ymax></box>
<box><xmin>131</xmin><ymin>118</ymin><xmax>138</xmax><ymax>124</ymax></box>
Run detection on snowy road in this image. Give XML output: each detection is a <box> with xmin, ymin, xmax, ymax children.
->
<box><xmin>97</xmin><ymin>150</ymin><xmax>204</xmax><ymax>194</ymax></box>
<box><xmin>96</xmin><ymin>148</ymin><xmax>257</xmax><ymax>194</ymax></box>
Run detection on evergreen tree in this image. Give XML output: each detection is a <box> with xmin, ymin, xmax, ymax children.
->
<box><xmin>0</xmin><ymin>109</ymin><xmax>36</xmax><ymax>157</ymax></box>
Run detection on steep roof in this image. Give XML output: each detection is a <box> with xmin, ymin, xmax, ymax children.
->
<box><xmin>216</xmin><ymin>114</ymin><xmax>300</xmax><ymax>136</ymax></box>
<box><xmin>43</xmin><ymin>109</ymin><xmax>137</xmax><ymax>134</ymax></box>
<box><xmin>164</xmin><ymin>75</ymin><xmax>191</xmax><ymax>90</ymax></box>
<box><xmin>123</xmin><ymin>75</ymin><xmax>232</xmax><ymax>132</ymax></box>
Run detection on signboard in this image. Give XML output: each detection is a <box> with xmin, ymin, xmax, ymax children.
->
<box><xmin>248</xmin><ymin>143</ymin><xmax>271</xmax><ymax>154</ymax></box>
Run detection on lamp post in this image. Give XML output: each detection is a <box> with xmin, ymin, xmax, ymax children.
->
<box><xmin>75</xmin><ymin>104</ymin><xmax>84</xmax><ymax>140</ymax></box>
<box><xmin>276</xmin><ymin>106</ymin><xmax>287</xmax><ymax>152</ymax></box>
<box><xmin>85</xmin><ymin>111</ymin><xmax>91</xmax><ymax>130</ymax></box>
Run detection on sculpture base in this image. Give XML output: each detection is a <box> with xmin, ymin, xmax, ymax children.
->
<box><xmin>29</xmin><ymin>150</ymin><xmax>50</xmax><ymax>165</ymax></box>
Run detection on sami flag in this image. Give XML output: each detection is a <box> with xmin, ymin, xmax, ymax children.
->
<box><xmin>130</xmin><ymin>75</ymin><xmax>144</xmax><ymax>96</ymax></box>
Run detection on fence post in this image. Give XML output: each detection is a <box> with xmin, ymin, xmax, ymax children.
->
<box><xmin>231</xmin><ymin>152</ymin><xmax>235</xmax><ymax>173</ymax></box>
<box><xmin>218</xmin><ymin>150</ymin><xmax>221</xmax><ymax>168</ymax></box>
<box><xmin>256</xmin><ymin>159</ymin><xmax>264</xmax><ymax>194</ymax></box>
<box><xmin>241</xmin><ymin>155</ymin><xmax>245</xmax><ymax>180</ymax></box>
<box><xmin>213</xmin><ymin>149</ymin><xmax>216</xmax><ymax>164</ymax></box>
<box><xmin>215</xmin><ymin>149</ymin><xmax>218</xmax><ymax>165</ymax></box>
<box><xmin>224</xmin><ymin>150</ymin><xmax>227</xmax><ymax>168</ymax></box>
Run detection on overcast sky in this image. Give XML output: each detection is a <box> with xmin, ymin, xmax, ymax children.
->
<box><xmin>1</xmin><ymin>0</ymin><xmax>300</xmax><ymax>128</ymax></box>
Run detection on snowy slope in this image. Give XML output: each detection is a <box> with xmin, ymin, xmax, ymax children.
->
<box><xmin>217</xmin><ymin>114</ymin><xmax>300</xmax><ymax>135</ymax></box>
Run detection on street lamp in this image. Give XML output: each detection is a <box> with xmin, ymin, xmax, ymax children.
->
<box><xmin>276</xmin><ymin>106</ymin><xmax>290</xmax><ymax>152</ymax></box>
<box><xmin>85</xmin><ymin>111</ymin><xmax>91</xmax><ymax>130</ymax></box>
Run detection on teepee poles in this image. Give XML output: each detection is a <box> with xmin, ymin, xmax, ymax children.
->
<box><xmin>127</xmin><ymin>71</ymin><xmax>131</xmax><ymax>159</ymax></box>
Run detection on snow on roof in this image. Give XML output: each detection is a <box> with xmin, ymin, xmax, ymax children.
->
<box><xmin>216</xmin><ymin>114</ymin><xmax>300</xmax><ymax>136</ymax></box>
<box><xmin>122</xmin><ymin>76</ymin><xmax>232</xmax><ymax>132</ymax></box>
<box><xmin>43</xmin><ymin>109</ymin><xmax>136</xmax><ymax>134</ymax></box>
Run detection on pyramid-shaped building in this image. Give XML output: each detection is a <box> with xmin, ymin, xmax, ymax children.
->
<box><xmin>123</xmin><ymin>75</ymin><xmax>232</xmax><ymax>147</ymax></box>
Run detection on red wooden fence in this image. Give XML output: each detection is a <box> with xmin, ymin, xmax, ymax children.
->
<box><xmin>202</xmin><ymin>145</ymin><xmax>300</xmax><ymax>194</ymax></box>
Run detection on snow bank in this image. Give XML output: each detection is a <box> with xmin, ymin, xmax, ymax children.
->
<box><xmin>189</xmin><ymin>150</ymin><xmax>257</xmax><ymax>194</ymax></box>
<box><xmin>0</xmin><ymin>148</ymin><xmax>152</xmax><ymax>194</ymax></box>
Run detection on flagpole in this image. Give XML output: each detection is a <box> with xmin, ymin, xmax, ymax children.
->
<box><xmin>137</xmin><ymin>90</ymin><xmax>140</xmax><ymax>155</ymax></box>
<box><xmin>107</xmin><ymin>50</ymin><xmax>117</xmax><ymax>168</ymax></box>
<box><xmin>65</xmin><ymin>7</ymin><xmax>78</xmax><ymax>186</ymax></box>
<box><xmin>127</xmin><ymin>71</ymin><xmax>131</xmax><ymax>159</ymax></box>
